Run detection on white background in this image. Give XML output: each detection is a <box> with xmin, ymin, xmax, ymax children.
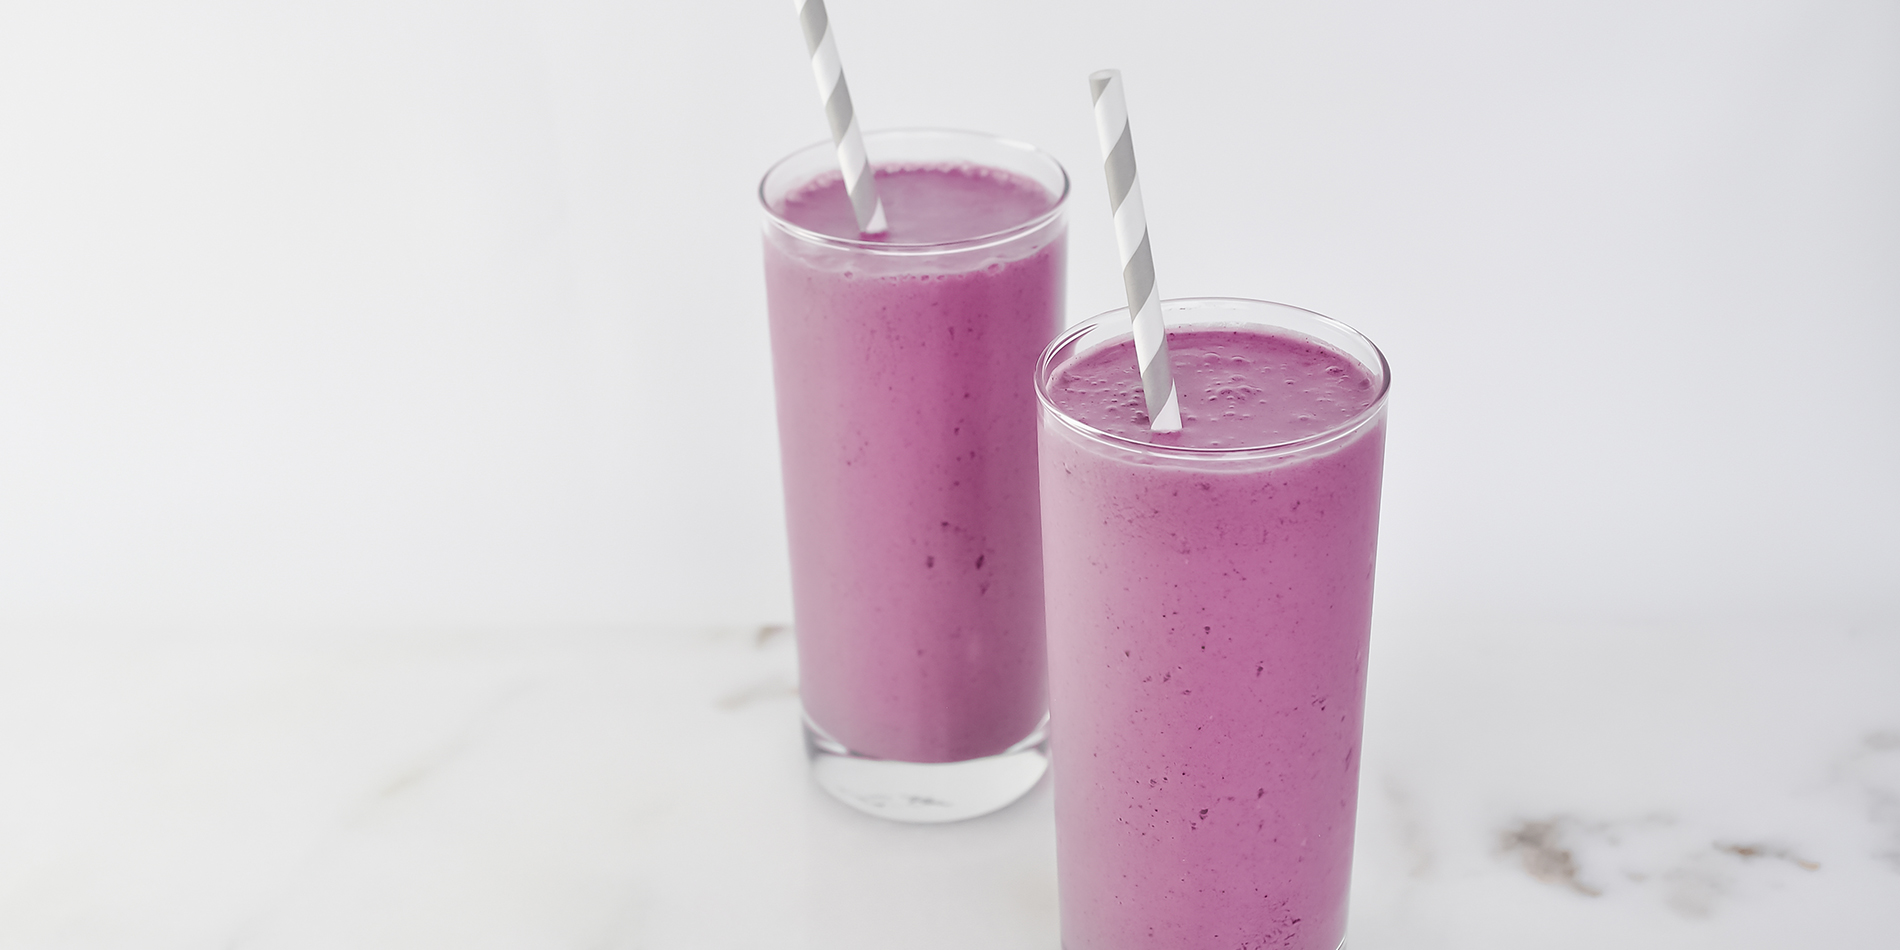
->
<box><xmin>2</xmin><ymin>0</ymin><xmax>1895</xmax><ymax>633</ymax></box>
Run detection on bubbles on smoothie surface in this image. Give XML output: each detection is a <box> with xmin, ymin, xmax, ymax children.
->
<box><xmin>779</xmin><ymin>165</ymin><xmax>1054</xmax><ymax>243</ymax></box>
<box><xmin>1048</xmin><ymin>328</ymin><xmax>1379</xmax><ymax>448</ymax></box>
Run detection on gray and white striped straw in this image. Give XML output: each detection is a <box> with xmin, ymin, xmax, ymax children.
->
<box><xmin>1089</xmin><ymin>69</ymin><xmax>1181</xmax><ymax>433</ymax></box>
<box><xmin>794</xmin><ymin>0</ymin><xmax>887</xmax><ymax>235</ymax></box>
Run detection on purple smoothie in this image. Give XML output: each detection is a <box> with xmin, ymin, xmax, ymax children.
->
<box><xmin>763</xmin><ymin>164</ymin><xmax>1065</xmax><ymax>764</ymax></box>
<box><xmin>1038</xmin><ymin>314</ymin><xmax>1388</xmax><ymax>950</ymax></box>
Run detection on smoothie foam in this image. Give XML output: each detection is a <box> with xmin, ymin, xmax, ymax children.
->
<box><xmin>1039</xmin><ymin>323</ymin><xmax>1387</xmax><ymax>950</ymax></box>
<box><xmin>765</xmin><ymin>164</ymin><xmax>1065</xmax><ymax>764</ymax></box>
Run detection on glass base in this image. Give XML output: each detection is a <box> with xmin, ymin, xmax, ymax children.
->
<box><xmin>803</xmin><ymin>713</ymin><xmax>1049</xmax><ymax>823</ymax></box>
<box><xmin>1064</xmin><ymin>934</ymin><xmax>1345</xmax><ymax>949</ymax></box>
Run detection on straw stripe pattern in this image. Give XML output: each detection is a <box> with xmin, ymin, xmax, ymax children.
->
<box><xmin>1089</xmin><ymin>69</ymin><xmax>1181</xmax><ymax>432</ymax></box>
<box><xmin>795</xmin><ymin>0</ymin><xmax>887</xmax><ymax>234</ymax></box>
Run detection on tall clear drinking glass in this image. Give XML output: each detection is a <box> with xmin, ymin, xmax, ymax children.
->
<box><xmin>760</xmin><ymin>129</ymin><xmax>1069</xmax><ymax>822</ymax></box>
<box><xmin>1036</xmin><ymin>298</ymin><xmax>1390</xmax><ymax>948</ymax></box>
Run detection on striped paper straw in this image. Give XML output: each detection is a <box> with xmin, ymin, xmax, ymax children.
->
<box><xmin>1089</xmin><ymin>69</ymin><xmax>1181</xmax><ymax>433</ymax></box>
<box><xmin>794</xmin><ymin>0</ymin><xmax>888</xmax><ymax>235</ymax></box>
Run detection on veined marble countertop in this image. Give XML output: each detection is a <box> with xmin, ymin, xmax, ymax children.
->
<box><xmin>2</xmin><ymin>618</ymin><xmax>1894</xmax><ymax>948</ymax></box>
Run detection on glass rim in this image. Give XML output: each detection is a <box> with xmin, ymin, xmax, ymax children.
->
<box><xmin>1034</xmin><ymin>297</ymin><xmax>1393</xmax><ymax>459</ymax></box>
<box><xmin>757</xmin><ymin>127</ymin><xmax>1071</xmax><ymax>255</ymax></box>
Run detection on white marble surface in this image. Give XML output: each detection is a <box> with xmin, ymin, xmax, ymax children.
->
<box><xmin>3</xmin><ymin>616</ymin><xmax>1895</xmax><ymax>948</ymax></box>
